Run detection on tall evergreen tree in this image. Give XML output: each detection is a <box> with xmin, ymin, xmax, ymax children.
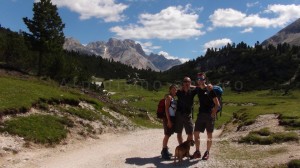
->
<box><xmin>23</xmin><ymin>0</ymin><xmax>65</xmax><ymax>76</ymax></box>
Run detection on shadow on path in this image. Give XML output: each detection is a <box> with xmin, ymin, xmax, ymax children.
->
<box><xmin>125</xmin><ymin>156</ymin><xmax>199</xmax><ymax>167</ymax></box>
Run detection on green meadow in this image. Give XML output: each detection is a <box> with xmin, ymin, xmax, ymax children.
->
<box><xmin>104</xmin><ymin>79</ymin><xmax>300</xmax><ymax>129</ymax></box>
<box><xmin>0</xmin><ymin>77</ymin><xmax>299</xmax><ymax>144</ymax></box>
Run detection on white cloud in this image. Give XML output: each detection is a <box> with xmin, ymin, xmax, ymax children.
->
<box><xmin>48</xmin><ymin>0</ymin><xmax>128</xmax><ymax>22</ymax></box>
<box><xmin>110</xmin><ymin>5</ymin><xmax>205</xmax><ymax>40</ymax></box>
<box><xmin>203</xmin><ymin>38</ymin><xmax>232</xmax><ymax>51</ymax></box>
<box><xmin>209</xmin><ymin>4</ymin><xmax>300</xmax><ymax>29</ymax></box>
<box><xmin>240</xmin><ymin>27</ymin><xmax>253</xmax><ymax>33</ymax></box>
<box><xmin>246</xmin><ymin>1</ymin><xmax>259</xmax><ymax>8</ymax></box>
<box><xmin>158</xmin><ymin>51</ymin><xmax>189</xmax><ymax>63</ymax></box>
<box><xmin>207</xmin><ymin>26</ymin><xmax>214</xmax><ymax>32</ymax></box>
<box><xmin>136</xmin><ymin>41</ymin><xmax>161</xmax><ymax>54</ymax></box>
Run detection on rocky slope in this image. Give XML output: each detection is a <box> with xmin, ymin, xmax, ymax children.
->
<box><xmin>105</xmin><ymin>38</ymin><xmax>158</xmax><ymax>71</ymax></box>
<box><xmin>262</xmin><ymin>18</ymin><xmax>300</xmax><ymax>46</ymax></box>
<box><xmin>147</xmin><ymin>53</ymin><xmax>182</xmax><ymax>71</ymax></box>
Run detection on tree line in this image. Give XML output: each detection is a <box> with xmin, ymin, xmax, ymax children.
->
<box><xmin>162</xmin><ymin>41</ymin><xmax>300</xmax><ymax>91</ymax></box>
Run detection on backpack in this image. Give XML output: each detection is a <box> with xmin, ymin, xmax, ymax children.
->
<box><xmin>210</xmin><ymin>86</ymin><xmax>223</xmax><ymax>118</ymax></box>
<box><xmin>156</xmin><ymin>98</ymin><xmax>166</xmax><ymax>119</ymax></box>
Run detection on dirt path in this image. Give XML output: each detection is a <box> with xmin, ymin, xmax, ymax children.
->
<box><xmin>1</xmin><ymin>129</ymin><xmax>222</xmax><ymax>168</ymax></box>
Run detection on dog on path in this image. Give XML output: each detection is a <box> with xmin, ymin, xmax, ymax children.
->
<box><xmin>174</xmin><ymin>140</ymin><xmax>195</xmax><ymax>164</ymax></box>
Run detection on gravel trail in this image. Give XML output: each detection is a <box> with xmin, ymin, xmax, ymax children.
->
<box><xmin>2</xmin><ymin>129</ymin><xmax>222</xmax><ymax>168</ymax></box>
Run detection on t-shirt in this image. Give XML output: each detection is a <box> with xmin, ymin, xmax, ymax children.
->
<box><xmin>197</xmin><ymin>88</ymin><xmax>217</xmax><ymax>113</ymax></box>
<box><xmin>168</xmin><ymin>97</ymin><xmax>177</xmax><ymax>117</ymax></box>
<box><xmin>176</xmin><ymin>88</ymin><xmax>198</xmax><ymax>114</ymax></box>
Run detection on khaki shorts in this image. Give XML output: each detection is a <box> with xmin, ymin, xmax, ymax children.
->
<box><xmin>175</xmin><ymin>112</ymin><xmax>194</xmax><ymax>135</ymax></box>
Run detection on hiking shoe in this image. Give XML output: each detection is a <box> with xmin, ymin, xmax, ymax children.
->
<box><xmin>161</xmin><ymin>148</ymin><xmax>171</xmax><ymax>160</ymax></box>
<box><xmin>166</xmin><ymin>147</ymin><xmax>172</xmax><ymax>156</ymax></box>
<box><xmin>191</xmin><ymin>150</ymin><xmax>201</xmax><ymax>159</ymax></box>
<box><xmin>202</xmin><ymin>151</ymin><xmax>209</xmax><ymax>160</ymax></box>
<box><xmin>161</xmin><ymin>147</ymin><xmax>172</xmax><ymax>156</ymax></box>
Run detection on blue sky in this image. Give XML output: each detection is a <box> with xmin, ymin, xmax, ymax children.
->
<box><xmin>1</xmin><ymin>0</ymin><xmax>300</xmax><ymax>62</ymax></box>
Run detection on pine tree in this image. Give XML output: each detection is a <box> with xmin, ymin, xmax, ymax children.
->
<box><xmin>23</xmin><ymin>0</ymin><xmax>65</xmax><ymax>76</ymax></box>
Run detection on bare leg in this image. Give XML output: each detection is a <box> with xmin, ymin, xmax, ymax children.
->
<box><xmin>207</xmin><ymin>132</ymin><xmax>213</xmax><ymax>151</ymax></box>
<box><xmin>177</xmin><ymin>133</ymin><xmax>183</xmax><ymax>144</ymax></box>
<box><xmin>194</xmin><ymin>131</ymin><xmax>200</xmax><ymax>151</ymax></box>
<box><xmin>163</xmin><ymin>135</ymin><xmax>170</xmax><ymax>148</ymax></box>
<box><xmin>187</xmin><ymin>133</ymin><xmax>193</xmax><ymax>141</ymax></box>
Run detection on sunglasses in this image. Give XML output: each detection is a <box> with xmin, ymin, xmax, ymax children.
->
<box><xmin>197</xmin><ymin>77</ymin><xmax>206</xmax><ymax>81</ymax></box>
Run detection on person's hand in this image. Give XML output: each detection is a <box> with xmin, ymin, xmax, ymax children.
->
<box><xmin>167</xmin><ymin>120</ymin><xmax>172</xmax><ymax>128</ymax></box>
<box><xmin>207</xmin><ymin>84</ymin><xmax>213</xmax><ymax>91</ymax></box>
<box><xmin>211</xmin><ymin>108</ymin><xmax>217</xmax><ymax>118</ymax></box>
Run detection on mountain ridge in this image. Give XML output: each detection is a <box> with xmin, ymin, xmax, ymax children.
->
<box><xmin>63</xmin><ymin>37</ymin><xmax>183</xmax><ymax>71</ymax></box>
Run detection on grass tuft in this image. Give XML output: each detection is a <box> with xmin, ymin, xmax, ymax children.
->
<box><xmin>65</xmin><ymin>107</ymin><xmax>101</xmax><ymax>121</ymax></box>
<box><xmin>0</xmin><ymin>114</ymin><xmax>68</xmax><ymax>144</ymax></box>
<box><xmin>252</xmin><ymin>127</ymin><xmax>272</xmax><ymax>136</ymax></box>
<box><xmin>288</xmin><ymin>159</ymin><xmax>300</xmax><ymax>168</ymax></box>
<box><xmin>239</xmin><ymin>128</ymin><xmax>299</xmax><ymax>145</ymax></box>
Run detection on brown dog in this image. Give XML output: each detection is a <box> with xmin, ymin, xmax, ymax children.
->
<box><xmin>174</xmin><ymin>140</ymin><xmax>195</xmax><ymax>164</ymax></box>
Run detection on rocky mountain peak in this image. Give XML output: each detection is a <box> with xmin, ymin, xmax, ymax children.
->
<box><xmin>262</xmin><ymin>18</ymin><xmax>300</xmax><ymax>46</ymax></box>
<box><xmin>278</xmin><ymin>18</ymin><xmax>300</xmax><ymax>34</ymax></box>
<box><xmin>63</xmin><ymin>37</ymin><xmax>183</xmax><ymax>71</ymax></box>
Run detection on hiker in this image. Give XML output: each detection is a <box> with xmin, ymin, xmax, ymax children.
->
<box><xmin>161</xmin><ymin>84</ymin><xmax>178</xmax><ymax>160</ymax></box>
<box><xmin>175</xmin><ymin>77</ymin><xmax>198</xmax><ymax>145</ymax></box>
<box><xmin>192</xmin><ymin>73</ymin><xmax>220</xmax><ymax>160</ymax></box>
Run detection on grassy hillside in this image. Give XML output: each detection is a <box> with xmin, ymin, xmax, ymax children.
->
<box><xmin>0</xmin><ymin>76</ymin><xmax>100</xmax><ymax>113</ymax></box>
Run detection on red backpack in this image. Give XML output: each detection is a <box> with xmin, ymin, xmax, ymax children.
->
<box><xmin>156</xmin><ymin>98</ymin><xmax>166</xmax><ymax>119</ymax></box>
